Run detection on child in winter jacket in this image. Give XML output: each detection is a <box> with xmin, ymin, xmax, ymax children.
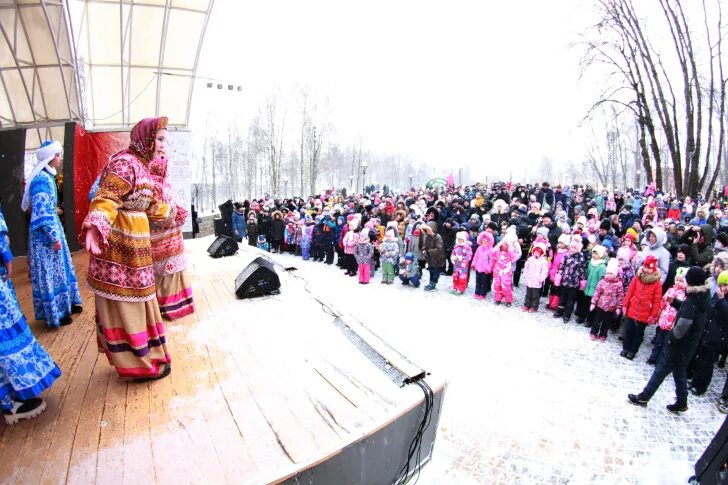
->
<box><xmin>471</xmin><ymin>231</ymin><xmax>495</xmax><ymax>300</ymax></box>
<box><xmin>522</xmin><ymin>241</ymin><xmax>549</xmax><ymax>312</ymax></box>
<box><xmin>450</xmin><ymin>231</ymin><xmax>473</xmax><ymax>294</ymax></box>
<box><xmin>257</xmin><ymin>235</ymin><xmax>270</xmax><ymax>252</ymax></box>
<box><xmin>399</xmin><ymin>252</ymin><xmax>421</xmax><ymax>288</ymax></box>
<box><xmin>355</xmin><ymin>230</ymin><xmax>374</xmax><ymax>284</ymax></box>
<box><xmin>284</xmin><ymin>219</ymin><xmax>296</xmax><ymax>253</ymax></box>
<box><xmin>546</xmin><ymin>234</ymin><xmax>571</xmax><ymax>310</ymax></box>
<box><xmin>301</xmin><ymin>219</ymin><xmax>314</xmax><ymax>260</ymax></box>
<box><xmin>294</xmin><ymin>220</ymin><xmax>304</xmax><ymax>256</ymax></box>
<box><xmin>342</xmin><ymin>219</ymin><xmax>360</xmax><ymax>277</ymax></box>
<box><xmin>616</xmin><ymin>233</ymin><xmax>637</xmax><ymax>267</ymax></box>
<box><xmin>553</xmin><ymin>239</ymin><xmax>587</xmax><ymax>323</ymax></box>
<box><xmin>379</xmin><ymin>228</ymin><xmax>400</xmax><ymax>284</ymax></box>
<box><xmin>577</xmin><ymin>245</ymin><xmax>607</xmax><ymax>325</ymax></box>
<box><xmin>648</xmin><ymin>267</ymin><xmax>687</xmax><ymax>365</ymax></box>
<box><xmin>232</xmin><ymin>203</ymin><xmax>247</xmax><ymax>243</ymax></box>
<box><xmin>492</xmin><ymin>240</ymin><xmax>519</xmax><ymax>305</ymax></box>
<box><xmin>621</xmin><ymin>255</ymin><xmax>662</xmax><ymax>360</ymax></box>
<box><xmin>618</xmin><ymin>251</ymin><xmax>636</xmax><ymax>293</ymax></box>
<box><xmin>246</xmin><ymin>214</ymin><xmax>259</xmax><ymax>247</ymax></box>
<box><xmin>589</xmin><ymin>258</ymin><xmax>625</xmax><ymax>340</ymax></box>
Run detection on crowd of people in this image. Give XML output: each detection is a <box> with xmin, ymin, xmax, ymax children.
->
<box><xmin>226</xmin><ymin>180</ymin><xmax>728</xmax><ymax>414</ymax></box>
<box><xmin>2</xmin><ymin>121</ymin><xmax>728</xmax><ymax>425</ymax></box>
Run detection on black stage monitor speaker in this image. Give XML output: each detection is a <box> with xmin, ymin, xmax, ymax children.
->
<box><xmin>235</xmin><ymin>257</ymin><xmax>281</xmax><ymax>298</ymax></box>
<box><xmin>695</xmin><ymin>414</ymin><xmax>728</xmax><ymax>484</ymax></box>
<box><xmin>208</xmin><ymin>235</ymin><xmax>238</xmax><ymax>258</ymax></box>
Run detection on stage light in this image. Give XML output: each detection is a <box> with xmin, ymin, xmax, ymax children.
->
<box><xmin>217</xmin><ymin>84</ymin><xmax>223</xmax><ymax>89</ymax></box>
<box><xmin>206</xmin><ymin>82</ymin><xmax>213</xmax><ymax>88</ymax></box>
<box><xmin>237</xmin><ymin>86</ymin><xmax>242</xmax><ymax>92</ymax></box>
<box><xmin>228</xmin><ymin>84</ymin><xmax>234</xmax><ymax>90</ymax></box>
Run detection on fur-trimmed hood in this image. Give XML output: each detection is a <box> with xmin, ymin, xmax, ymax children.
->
<box><xmin>637</xmin><ymin>267</ymin><xmax>661</xmax><ymax>284</ymax></box>
<box><xmin>710</xmin><ymin>252</ymin><xmax>728</xmax><ymax>276</ymax></box>
<box><xmin>685</xmin><ymin>282</ymin><xmax>711</xmax><ymax>294</ymax></box>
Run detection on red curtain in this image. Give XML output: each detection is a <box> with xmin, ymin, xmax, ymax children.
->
<box><xmin>72</xmin><ymin>125</ymin><xmax>129</xmax><ymax>238</ymax></box>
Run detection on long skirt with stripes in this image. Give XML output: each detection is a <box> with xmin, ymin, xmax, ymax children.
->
<box><xmin>95</xmin><ymin>296</ymin><xmax>170</xmax><ymax>378</ymax></box>
<box><xmin>156</xmin><ymin>270</ymin><xmax>194</xmax><ymax>321</ymax></box>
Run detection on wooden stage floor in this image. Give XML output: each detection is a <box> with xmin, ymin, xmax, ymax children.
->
<box><xmin>0</xmin><ymin>238</ymin><xmax>440</xmax><ymax>484</ymax></box>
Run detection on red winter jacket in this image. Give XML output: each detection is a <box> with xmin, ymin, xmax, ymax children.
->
<box><xmin>623</xmin><ymin>268</ymin><xmax>662</xmax><ymax>324</ymax></box>
<box><xmin>666</xmin><ymin>208</ymin><xmax>681</xmax><ymax>221</ymax></box>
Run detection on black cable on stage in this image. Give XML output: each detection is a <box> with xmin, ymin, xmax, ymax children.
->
<box><xmin>394</xmin><ymin>377</ymin><xmax>434</xmax><ymax>485</ymax></box>
<box><xmin>278</xmin><ymin>256</ymin><xmax>435</xmax><ymax>484</ymax></box>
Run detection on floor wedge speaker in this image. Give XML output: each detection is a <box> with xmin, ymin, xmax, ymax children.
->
<box><xmin>235</xmin><ymin>257</ymin><xmax>281</xmax><ymax>298</ymax></box>
<box><xmin>208</xmin><ymin>235</ymin><xmax>238</xmax><ymax>258</ymax></box>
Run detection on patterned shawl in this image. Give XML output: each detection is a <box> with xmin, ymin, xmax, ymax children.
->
<box><xmin>112</xmin><ymin>116</ymin><xmax>168</xmax><ymax>164</ymax></box>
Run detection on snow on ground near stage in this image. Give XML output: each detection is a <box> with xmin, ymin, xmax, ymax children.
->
<box><xmin>197</xmin><ymin>235</ymin><xmax>726</xmax><ymax>485</ymax></box>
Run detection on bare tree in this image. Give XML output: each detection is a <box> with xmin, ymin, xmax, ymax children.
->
<box><xmin>581</xmin><ymin>0</ymin><xmax>727</xmax><ymax>196</ymax></box>
<box><xmin>259</xmin><ymin>95</ymin><xmax>286</xmax><ymax>197</ymax></box>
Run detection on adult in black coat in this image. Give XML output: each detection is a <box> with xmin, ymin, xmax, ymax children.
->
<box><xmin>535</xmin><ymin>182</ymin><xmax>555</xmax><ymax>210</ymax></box>
<box><xmin>688</xmin><ymin>279</ymin><xmax>728</xmax><ymax>395</ymax></box>
<box><xmin>628</xmin><ymin>267</ymin><xmax>711</xmax><ymax>413</ymax></box>
<box><xmin>440</xmin><ymin>218</ymin><xmax>458</xmax><ymax>276</ymax></box>
<box><xmin>539</xmin><ymin>213</ymin><xmax>562</xmax><ymax>251</ymax></box>
<box><xmin>258</xmin><ymin>210</ymin><xmax>272</xmax><ymax>241</ymax></box>
<box><xmin>270</xmin><ymin>211</ymin><xmax>286</xmax><ymax>253</ymax></box>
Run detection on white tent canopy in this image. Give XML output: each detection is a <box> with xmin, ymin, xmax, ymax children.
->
<box><xmin>0</xmin><ymin>0</ymin><xmax>214</xmax><ymax>148</ymax></box>
<box><xmin>0</xmin><ymin>0</ymin><xmax>82</xmax><ymax>148</ymax></box>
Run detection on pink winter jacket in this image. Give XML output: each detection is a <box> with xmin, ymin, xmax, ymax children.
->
<box><xmin>522</xmin><ymin>256</ymin><xmax>549</xmax><ymax>288</ymax></box>
<box><xmin>549</xmin><ymin>248</ymin><xmax>567</xmax><ymax>283</ymax></box>
<box><xmin>471</xmin><ymin>232</ymin><xmax>495</xmax><ymax>273</ymax></box>
<box><xmin>343</xmin><ymin>231</ymin><xmax>360</xmax><ymax>255</ymax></box>
<box><xmin>492</xmin><ymin>244</ymin><xmax>518</xmax><ymax>277</ymax></box>
<box><xmin>590</xmin><ymin>274</ymin><xmax>625</xmax><ymax>312</ymax></box>
<box><xmin>657</xmin><ymin>285</ymin><xmax>686</xmax><ymax>331</ymax></box>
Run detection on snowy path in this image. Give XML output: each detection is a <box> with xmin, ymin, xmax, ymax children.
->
<box><xmin>268</xmin><ymin>251</ymin><xmax>724</xmax><ymax>485</ymax></box>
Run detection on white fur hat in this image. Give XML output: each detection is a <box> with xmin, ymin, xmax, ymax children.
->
<box><xmin>606</xmin><ymin>258</ymin><xmax>619</xmax><ymax>275</ymax></box>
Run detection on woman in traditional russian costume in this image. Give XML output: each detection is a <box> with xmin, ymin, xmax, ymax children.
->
<box><xmin>148</xmin><ymin>155</ymin><xmax>194</xmax><ymax>320</ymax></box>
<box><xmin>83</xmin><ymin>117</ymin><xmax>183</xmax><ymax>381</ymax></box>
<box><xmin>0</xmin><ymin>206</ymin><xmax>61</xmax><ymax>424</ymax></box>
<box><xmin>22</xmin><ymin>141</ymin><xmax>83</xmax><ymax>328</ymax></box>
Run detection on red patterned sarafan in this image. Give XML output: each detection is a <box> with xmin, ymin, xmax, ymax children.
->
<box><xmin>149</xmin><ymin>155</ymin><xmax>188</xmax><ymax>279</ymax></box>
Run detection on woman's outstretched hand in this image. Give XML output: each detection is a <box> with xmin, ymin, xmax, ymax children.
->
<box><xmin>83</xmin><ymin>223</ymin><xmax>102</xmax><ymax>256</ymax></box>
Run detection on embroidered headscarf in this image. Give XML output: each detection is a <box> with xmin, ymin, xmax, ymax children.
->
<box><xmin>22</xmin><ymin>140</ymin><xmax>62</xmax><ymax>211</ymax></box>
<box><xmin>128</xmin><ymin>116</ymin><xmax>168</xmax><ymax>162</ymax></box>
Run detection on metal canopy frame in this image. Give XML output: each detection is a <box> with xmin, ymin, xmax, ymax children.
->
<box><xmin>78</xmin><ymin>0</ymin><xmax>215</xmax><ymax>130</ymax></box>
<box><xmin>0</xmin><ymin>0</ymin><xmax>83</xmax><ymax>148</ymax></box>
<box><xmin>0</xmin><ymin>0</ymin><xmax>215</xmax><ymax>148</ymax></box>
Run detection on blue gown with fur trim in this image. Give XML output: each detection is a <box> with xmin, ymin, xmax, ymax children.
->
<box><xmin>28</xmin><ymin>169</ymin><xmax>82</xmax><ymax>327</ymax></box>
<box><xmin>0</xmin><ymin>207</ymin><xmax>60</xmax><ymax>410</ymax></box>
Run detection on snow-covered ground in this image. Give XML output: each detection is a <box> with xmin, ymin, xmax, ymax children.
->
<box><xmin>202</xmin><ymin>237</ymin><xmax>725</xmax><ymax>484</ymax></box>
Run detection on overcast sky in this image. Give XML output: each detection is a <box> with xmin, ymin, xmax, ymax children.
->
<box><xmin>190</xmin><ymin>0</ymin><xmax>601</xmax><ymax>180</ymax></box>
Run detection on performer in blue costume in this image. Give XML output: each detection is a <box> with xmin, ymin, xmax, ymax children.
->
<box><xmin>21</xmin><ymin>141</ymin><xmax>83</xmax><ymax>328</ymax></box>
<box><xmin>0</xmin><ymin>206</ymin><xmax>61</xmax><ymax>424</ymax></box>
